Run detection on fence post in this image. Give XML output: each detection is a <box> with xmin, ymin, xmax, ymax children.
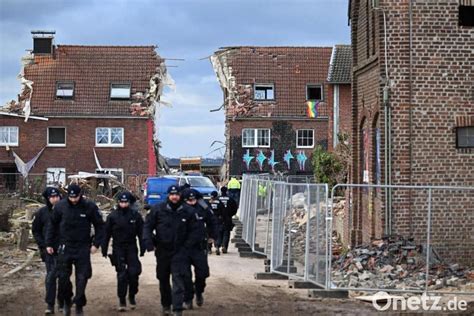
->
<box><xmin>287</xmin><ymin>185</ymin><xmax>293</xmax><ymax>274</ymax></box>
<box><xmin>304</xmin><ymin>183</ymin><xmax>311</xmax><ymax>281</ymax></box>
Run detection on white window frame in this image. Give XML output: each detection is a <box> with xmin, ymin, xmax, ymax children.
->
<box><xmin>296</xmin><ymin>129</ymin><xmax>315</xmax><ymax>148</ymax></box>
<box><xmin>242</xmin><ymin>128</ymin><xmax>271</xmax><ymax>148</ymax></box>
<box><xmin>47</xmin><ymin>127</ymin><xmax>66</xmax><ymax>147</ymax></box>
<box><xmin>95</xmin><ymin>127</ymin><xmax>124</xmax><ymax>147</ymax></box>
<box><xmin>55</xmin><ymin>81</ymin><xmax>75</xmax><ymax>99</ymax></box>
<box><xmin>110</xmin><ymin>83</ymin><xmax>131</xmax><ymax>100</ymax></box>
<box><xmin>46</xmin><ymin>167</ymin><xmax>66</xmax><ymax>186</ymax></box>
<box><xmin>254</xmin><ymin>84</ymin><xmax>275</xmax><ymax>101</ymax></box>
<box><xmin>96</xmin><ymin>168</ymin><xmax>124</xmax><ymax>183</ymax></box>
<box><xmin>0</xmin><ymin>126</ymin><xmax>19</xmax><ymax>146</ymax></box>
<box><xmin>306</xmin><ymin>84</ymin><xmax>323</xmax><ymax>101</ymax></box>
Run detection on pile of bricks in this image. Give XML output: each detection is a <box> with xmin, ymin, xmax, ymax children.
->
<box><xmin>331</xmin><ymin>235</ymin><xmax>474</xmax><ymax>290</ymax></box>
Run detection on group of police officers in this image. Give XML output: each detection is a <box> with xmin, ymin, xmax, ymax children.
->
<box><xmin>32</xmin><ymin>181</ymin><xmax>239</xmax><ymax>316</ymax></box>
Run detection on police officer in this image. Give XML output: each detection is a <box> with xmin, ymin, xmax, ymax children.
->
<box><xmin>143</xmin><ymin>185</ymin><xmax>194</xmax><ymax>316</ymax></box>
<box><xmin>227</xmin><ymin>177</ymin><xmax>241</xmax><ymax>206</ymax></box>
<box><xmin>218</xmin><ymin>187</ymin><xmax>238</xmax><ymax>254</ymax></box>
<box><xmin>46</xmin><ymin>184</ymin><xmax>104</xmax><ymax>316</ymax></box>
<box><xmin>207</xmin><ymin>191</ymin><xmax>225</xmax><ymax>255</ymax></box>
<box><xmin>102</xmin><ymin>191</ymin><xmax>144</xmax><ymax>312</ymax></box>
<box><xmin>32</xmin><ymin>187</ymin><xmax>63</xmax><ymax>315</ymax></box>
<box><xmin>181</xmin><ymin>189</ymin><xmax>217</xmax><ymax>309</ymax></box>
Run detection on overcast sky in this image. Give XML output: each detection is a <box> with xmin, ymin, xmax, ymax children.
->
<box><xmin>0</xmin><ymin>0</ymin><xmax>350</xmax><ymax>158</ymax></box>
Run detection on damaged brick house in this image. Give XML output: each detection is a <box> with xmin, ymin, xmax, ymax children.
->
<box><xmin>0</xmin><ymin>31</ymin><xmax>168</xmax><ymax>189</ymax></box>
<box><xmin>211</xmin><ymin>46</ymin><xmax>345</xmax><ymax>176</ymax></box>
<box><xmin>349</xmin><ymin>1</ymin><xmax>474</xmax><ymax>262</ymax></box>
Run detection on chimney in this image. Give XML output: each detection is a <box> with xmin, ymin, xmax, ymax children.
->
<box><xmin>31</xmin><ymin>30</ymin><xmax>55</xmax><ymax>55</ymax></box>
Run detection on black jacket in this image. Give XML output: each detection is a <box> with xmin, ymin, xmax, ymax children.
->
<box><xmin>32</xmin><ymin>205</ymin><xmax>59</xmax><ymax>250</ymax></box>
<box><xmin>208</xmin><ymin>198</ymin><xmax>225</xmax><ymax>225</ymax></box>
<box><xmin>46</xmin><ymin>197</ymin><xmax>105</xmax><ymax>248</ymax></box>
<box><xmin>143</xmin><ymin>200</ymin><xmax>194</xmax><ymax>253</ymax></box>
<box><xmin>102</xmin><ymin>206</ymin><xmax>145</xmax><ymax>256</ymax></box>
<box><xmin>218</xmin><ymin>195</ymin><xmax>238</xmax><ymax>229</ymax></box>
<box><xmin>186</xmin><ymin>202</ymin><xmax>218</xmax><ymax>249</ymax></box>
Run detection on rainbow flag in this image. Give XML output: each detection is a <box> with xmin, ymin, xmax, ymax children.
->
<box><xmin>306</xmin><ymin>100</ymin><xmax>319</xmax><ymax>118</ymax></box>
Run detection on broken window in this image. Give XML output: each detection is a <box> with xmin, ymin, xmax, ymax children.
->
<box><xmin>307</xmin><ymin>85</ymin><xmax>323</xmax><ymax>101</ymax></box>
<box><xmin>110</xmin><ymin>83</ymin><xmax>131</xmax><ymax>100</ymax></box>
<box><xmin>459</xmin><ymin>1</ymin><xmax>474</xmax><ymax>26</ymax></box>
<box><xmin>254</xmin><ymin>84</ymin><xmax>274</xmax><ymax>100</ymax></box>
<box><xmin>96</xmin><ymin>168</ymin><xmax>124</xmax><ymax>182</ymax></box>
<box><xmin>47</xmin><ymin>127</ymin><xmax>66</xmax><ymax>146</ymax></box>
<box><xmin>296</xmin><ymin>129</ymin><xmax>314</xmax><ymax>148</ymax></box>
<box><xmin>242</xmin><ymin>128</ymin><xmax>270</xmax><ymax>148</ymax></box>
<box><xmin>46</xmin><ymin>167</ymin><xmax>66</xmax><ymax>185</ymax></box>
<box><xmin>457</xmin><ymin>126</ymin><xmax>474</xmax><ymax>148</ymax></box>
<box><xmin>96</xmin><ymin>127</ymin><xmax>124</xmax><ymax>147</ymax></box>
<box><xmin>56</xmin><ymin>82</ymin><xmax>74</xmax><ymax>99</ymax></box>
<box><xmin>0</xmin><ymin>126</ymin><xmax>19</xmax><ymax>146</ymax></box>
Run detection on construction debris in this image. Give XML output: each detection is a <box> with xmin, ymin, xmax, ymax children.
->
<box><xmin>331</xmin><ymin>235</ymin><xmax>474</xmax><ymax>291</ymax></box>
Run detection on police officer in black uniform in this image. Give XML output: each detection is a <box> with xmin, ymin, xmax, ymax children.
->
<box><xmin>218</xmin><ymin>187</ymin><xmax>238</xmax><ymax>254</ymax></box>
<box><xmin>46</xmin><ymin>184</ymin><xmax>104</xmax><ymax>316</ymax></box>
<box><xmin>102</xmin><ymin>191</ymin><xmax>145</xmax><ymax>312</ymax></box>
<box><xmin>143</xmin><ymin>185</ymin><xmax>194</xmax><ymax>316</ymax></box>
<box><xmin>207</xmin><ymin>191</ymin><xmax>225</xmax><ymax>255</ymax></box>
<box><xmin>181</xmin><ymin>189</ymin><xmax>217</xmax><ymax>309</ymax></box>
<box><xmin>32</xmin><ymin>187</ymin><xmax>63</xmax><ymax>315</ymax></box>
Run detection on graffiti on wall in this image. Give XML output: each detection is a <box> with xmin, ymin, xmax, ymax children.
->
<box><xmin>296</xmin><ymin>151</ymin><xmax>308</xmax><ymax>171</ymax></box>
<box><xmin>242</xmin><ymin>149</ymin><xmax>254</xmax><ymax>170</ymax></box>
<box><xmin>242</xmin><ymin>148</ymin><xmax>309</xmax><ymax>172</ymax></box>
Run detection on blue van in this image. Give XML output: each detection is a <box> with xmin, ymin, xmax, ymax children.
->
<box><xmin>144</xmin><ymin>176</ymin><xmax>178</xmax><ymax>205</ymax></box>
<box><xmin>144</xmin><ymin>175</ymin><xmax>217</xmax><ymax>205</ymax></box>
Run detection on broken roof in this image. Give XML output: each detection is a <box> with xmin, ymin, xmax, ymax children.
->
<box><xmin>212</xmin><ymin>46</ymin><xmax>333</xmax><ymax>119</ymax></box>
<box><xmin>23</xmin><ymin>45</ymin><xmax>162</xmax><ymax>117</ymax></box>
<box><xmin>327</xmin><ymin>45</ymin><xmax>352</xmax><ymax>84</ymax></box>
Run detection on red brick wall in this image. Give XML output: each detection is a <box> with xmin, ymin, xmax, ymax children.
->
<box><xmin>351</xmin><ymin>0</ymin><xmax>474</xmax><ymax>263</ymax></box>
<box><xmin>0</xmin><ymin>116</ymin><xmax>151</xmax><ymax>176</ymax></box>
<box><xmin>227</xmin><ymin>119</ymin><xmax>328</xmax><ymax>175</ymax></box>
<box><xmin>327</xmin><ymin>83</ymin><xmax>352</xmax><ymax>151</ymax></box>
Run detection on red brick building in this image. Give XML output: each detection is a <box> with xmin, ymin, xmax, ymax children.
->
<box><xmin>211</xmin><ymin>46</ymin><xmax>343</xmax><ymax>176</ymax></box>
<box><xmin>0</xmin><ymin>32</ymin><xmax>164</xmax><ymax>189</ymax></box>
<box><xmin>350</xmin><ymin>1</ymin><xmax>473</xmax><ymax>261</ymax></box>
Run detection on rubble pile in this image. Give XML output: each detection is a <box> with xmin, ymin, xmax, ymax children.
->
<box><xmin>332</xmin><ymin>236</ymin><xmax>474</xmax><ymax>290</ymax></box>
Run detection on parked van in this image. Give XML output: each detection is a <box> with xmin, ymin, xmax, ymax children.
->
<box><xmin>144</xmin><ymin>175</ymin><xmax>217</xmax><ymax>205</ymax></box>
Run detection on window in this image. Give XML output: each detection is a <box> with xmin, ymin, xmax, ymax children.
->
<box><xmin>0</xmin><ymin>126</ymin><xmax>19</xmax><ymax>146</ymax></box>
<box><xmin>96</xmin><ymin>168</ymin><xmax>124</xmax><ymax>183</ymax></box>
<box><xmin>242</xmin><ymin>128</ymin><xmax>270</xmax><ymax>148</ymax></box>
<box><xmin>47</xmin><ymin>127</ymin><xmax>66</xmax><ymax>147</ymax></box>
<box><xmin>457</xmin><ymin>126</ymin><xmax>474</xmax><ymax>148</ymax></box>
<box><xmin>307</xmin><ymin>85</ymin><xmax>323</xmax><ymax>101</ymax></box>
<box><xmin>46</xmin><ymin>168</ymin><xmax>66</xmax><ymax>186</ymax></box>
<box><xmin>254</xmin><ymin>84</ymin><xmax>274</xmax><ymax>100</ymax></box>
<box><xmin>459</xmin><ymin>1</ymin><xmax>474</xmax><ymax>27</ymax></box>
<box><xmin>96</xmin><ymin>128</ymin><xmax>124</xmax><ymax>147</ymax></box>
<box><xmin>296</xmin><ymin>129</ymin><xmax>314</xmax><ymax>148</ymax></box>
<box><xmin>56</xmin><ymin>82</ymin><xmax>74</xmax><ymax>99</ymax></box>
<box><xmin>110</xmin><ymin>83</ymin><xmax>131</xmax><ymax>100</ymax></box>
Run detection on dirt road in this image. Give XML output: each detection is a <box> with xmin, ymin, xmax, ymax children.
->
<box><xmin>1</xmin><ymin>240</ymin><xmax>381</xmax><ymax>316</ymax></box>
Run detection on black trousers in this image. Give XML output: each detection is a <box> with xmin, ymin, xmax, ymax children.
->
<box><xmin>113</xmin><ymin>246</ymin><xmax>142</xmax><ymax>300</ymax></box>
<box><xmin>216</xmin><ymin>225</ymin><xmax>231</xmax><ymax>250</ymax></box>
<box><xmin>43</xmin><ymin>252</ymin><xmax>62</xmax><ymax>307</ymax></box>
<box><xmin>57</xmin><ymin>245</ymin><xmax>92</xmax><ymax>308</ymax></box>
<box><xmin>184</xmin><ymin>247</ymin><xmax>209</xmax><ymax>302</ymax></box>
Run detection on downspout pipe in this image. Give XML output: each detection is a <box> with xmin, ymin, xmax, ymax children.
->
<box><xmin>408</xmin><ymin>0</ymin><xmax>414</xmax><ymax>237</ymax></box>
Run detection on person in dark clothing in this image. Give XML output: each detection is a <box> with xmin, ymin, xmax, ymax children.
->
<box><xmin>102</xmin><ymin>191</ymin><xmax>145</xmax><ymax>312</ymax></box>
<box><xmin>143</xmin><ymin>185</ymin><xmax>194</xmax><ymax>316</ymax></box>
<box><xmin>46</xmin><ymin>184</ymin><xmax>105</xmax><ymax>316</ymax></box>
<box><xmin>217</xmin><ymin>187</ymin><xmax>238</xmax><ymax>253</ymax></box>
<box><xmin>32</xmin><ymin>187</ymin><xmax>63</xmax><ymax>315</ymax></box>
<box><xmin>181</xmin><ymin>189</ymin><xmax>217</xmax><ymax>310</ymax></box>
<box><xmin>207</xmin><ymin>191</ymin><xmax>225</xmax><ymax>255</ymax></box>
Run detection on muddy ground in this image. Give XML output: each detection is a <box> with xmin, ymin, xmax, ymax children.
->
<box><xmin>1</xmin><ymin>241</ymin><xmax>473</xmax><ymax>316</ymax></box>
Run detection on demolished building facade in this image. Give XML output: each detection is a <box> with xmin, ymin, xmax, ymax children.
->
<box><xmin>211</xmin><ymin>46</ymin><xmax>345</xmax><ymax>176</ymax></box>
<box><xmin>0</xmin><ymin>32</ymin><xmax>167</xmax><ymax>189</ymax></box>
